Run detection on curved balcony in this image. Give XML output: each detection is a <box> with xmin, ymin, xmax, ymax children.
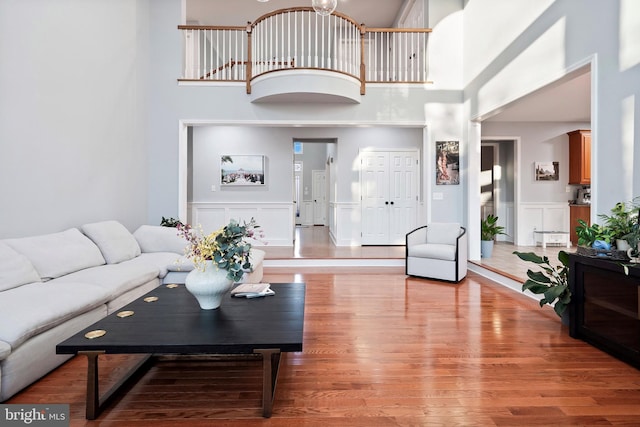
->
<box><xmin>178</xmin><ymin>7</ymin><xmax>431</xmax><ymax>103</ymax></box>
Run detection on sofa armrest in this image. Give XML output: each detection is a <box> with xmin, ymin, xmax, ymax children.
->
<box><xmin>0</xmin><ymin>340</ymin><xmax>10</xmax><ymax>361</ymax></box>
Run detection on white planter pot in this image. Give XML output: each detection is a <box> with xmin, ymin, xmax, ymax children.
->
<box><xmin>616</xmin><ymin>239</ymin><xmax>631</xmax><ymax>251</ymax></box>
<box><xmin>481</xmin><ymin>240</ymin><xmax>494</xmax><ymax>258</ymax></box>
<box><xmin>185</xmin><ymin>260</ymin><xmax>233</xmax><ymax>310</ymax></box>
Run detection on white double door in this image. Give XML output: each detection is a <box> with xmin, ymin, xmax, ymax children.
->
<box><xmin>361</xmin><ymin>150</ymin><xmax>419</xmax><ymax>245</ymax></box>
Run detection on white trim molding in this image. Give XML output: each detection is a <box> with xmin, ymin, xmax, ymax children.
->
<box><xmin>517</xmin><ymin>202</ymin><xmax>569</xmax><ymax>246</ymax></box>
<box><xmin>189</xmin><ymin>202</ymin><xmax>294</xmax><ymax>246</ymax></box>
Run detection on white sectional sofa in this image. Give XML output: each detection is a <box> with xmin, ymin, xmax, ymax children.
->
<box><xmin>0</xmin><ymin>221</ymin><xmax>265</xmax><ymax>402</ymax></box>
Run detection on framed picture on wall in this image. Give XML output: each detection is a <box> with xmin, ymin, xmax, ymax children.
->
<box><xmin>534</xmin><ymin>161</ymin><xmax>559</xmax><ymax>181</ymax></box>
<box><xmin>220</xmin><ymin>155</ymin><xmax>265</xmax><ymax>185</ymax></box>
<box><xmin>436</xmin><ymin>140</ymin><xmax>460</xmax><ymax>185</ymax></box>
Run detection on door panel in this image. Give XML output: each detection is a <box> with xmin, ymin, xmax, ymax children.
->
<box><xmin>361</xmin><ymin>152</ymin><xmax>390</xmax><ymax>244</ymax></box>
<box><xmin>312</xmin><ymin>170</ymin><xmax>327</xmax><ymax>225</ymax></box>
<box><xmin>361</xmin><ymin>150</ymin><xmax>418</xmax><ymax>245</ymax></box>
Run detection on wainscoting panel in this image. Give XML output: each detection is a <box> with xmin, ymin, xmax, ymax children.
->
<box><xmin>333</xmin><ymin>202</ymin><xmax>361</xmax><ymax>246</ymax></box>
<box><xmin>517</xmin><ymin>202</ymin><xmax>569</xmax><ymax>246</ymax></box>
<box><xmin>300</xmin><ymin>201</ymin><xmax>314</xmax><ymax>226</ymax></box>
<box><xmin>189</xmin><ymin>202</ymin><xmax>294</xmax><ymax>246</ymax></box>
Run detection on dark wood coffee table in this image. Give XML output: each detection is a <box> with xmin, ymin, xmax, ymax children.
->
<box><xmin>56</xmin><ymin>282</ymin><xmax>305</xmax><ymax>419</ymax></box>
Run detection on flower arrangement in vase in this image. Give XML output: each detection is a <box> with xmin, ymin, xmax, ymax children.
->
<box><xmin>177</xmin><ymin>218</ymin><xmax>263</xmax><ymax>309</ymax></box>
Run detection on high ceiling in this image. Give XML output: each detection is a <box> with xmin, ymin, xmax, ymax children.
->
<box><xmin>484</xmin><ymin>71</ymin><xmax>591</xmax><ymax>122</ymax></box>
<box><xmin>186</xmin><ymin>0</ymin><xmax>406</xmax><ymax>27</ymax></box>
<box><xmin>185</xmin><ymin>0</ymin><xmax>591</xmax><ymax>123</ymax></box>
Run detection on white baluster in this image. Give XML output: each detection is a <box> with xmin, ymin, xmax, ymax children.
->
<box><xmin>288</xmin><ymin>11</ymin><xmax>291</xmax><ymax>68</ymax></box>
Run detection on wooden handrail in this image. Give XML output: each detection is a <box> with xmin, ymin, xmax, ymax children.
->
<box><xmin>365</xmin><ymin>27</ymin><xmax>432</xmax><ymax>33</ymax></box>
<box><xmin>201</xmin><ymin>60</ymin><xmax>239</xmax><ymax>79</ymax></box>
<box><xmin>178</xmin><ymin>25</ymin><xmax>245</xmax><ymax>31</ymax></box>
<box><xmin>250</xmin><ymin>7</ymin><xmax>361</xmax><ymax>30</ymax></box>
<box><xmin>201</xmin><ymin>59</ymin><xmax>295</xmax><ymax>80</ymax></box>
<box><xmin>179</xmin><ymin>8</ymin><xmax>432</xmax><ymax>92</ymax></box>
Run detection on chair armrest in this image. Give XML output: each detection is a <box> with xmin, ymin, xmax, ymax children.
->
<box><xmin>456</xmin><ymin>227</ymin><xmax>468</xmax><ymax>260</ymax></box>
<box><xmin>406</xmin><ymin>226</ymin><xmax>428</xmax><ymax>247</ymax></box>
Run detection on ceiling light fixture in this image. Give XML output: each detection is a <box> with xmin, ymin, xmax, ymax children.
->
<box><xmin>312</xmin><ymin>0</ymin><xmax>337</xmax><ymax>16</ymax></box>
<box><xmin>257</xmin><ymin>0</ymin><xmax>269</xmax><ymax>2</ymax></box>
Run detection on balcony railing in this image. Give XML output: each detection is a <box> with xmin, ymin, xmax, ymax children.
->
<box><xmin>178</xmin><ymin>7</ymin><xmax>431</xmax><ymax>95</ymax></box>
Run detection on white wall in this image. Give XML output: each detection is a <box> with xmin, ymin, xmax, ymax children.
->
<box><xmin>145</xmin><ymin>0</ymin><xmax>467</xmax><ymax>230</ymax></box>
<box><xmin>464</xmin><ymin>0</ymin><xmax>640</xmax><ymax>228</ymax></box>
<box><xmin>0</xmin><ymin>0</ymin><xmax>150</xmax><ymax>238</ymax></box>
<box><xmin>191</xmin><ymin>127</ymin><xmax>293</xmax><ymax>203</ymax></box>
<box><xmin>0</xmin><ymin>0</ymin><xmax>469</xmax><ymax>240</ymax></box>
<box><xmin>189</xmin><ymin>125</ymin><xmax>423</xmax><ymax>241</ymax></box>
<box><xmin>483</xmin><ymin>121</ymin><xmax>590</xmax><ymax>203</ymax></box>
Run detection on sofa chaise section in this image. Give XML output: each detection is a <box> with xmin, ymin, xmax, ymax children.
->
<box><xmin>0</xmin><ymin>220</ymin><xmax>266</xmax><ymax>402</ymax></box>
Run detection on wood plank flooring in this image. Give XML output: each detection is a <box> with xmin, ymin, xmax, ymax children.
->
<box><xmin>8</xmin><ymin>269</ymin><xmax>640</xmax><ymax>426</ymax></box>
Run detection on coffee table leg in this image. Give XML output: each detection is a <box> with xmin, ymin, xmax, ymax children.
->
<box><xmin>254</xmin><ymin>348</ymin><xmax>281</xmax><ymax>418</ymax></box>
<box><xmin>80</xmin><ymin>351</ymin><xmax>104</xmax><ymax>420</ymax></box>
<box><xmin>79</xmin><ymin>351</ymin><xmax>153</xmax><ymax>420</ymax></box>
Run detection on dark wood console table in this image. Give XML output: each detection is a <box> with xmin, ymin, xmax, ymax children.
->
<box><xmin>568</xmin><ymin>254</ymin><xmax>640</xmax><ymax>369</ymax></box>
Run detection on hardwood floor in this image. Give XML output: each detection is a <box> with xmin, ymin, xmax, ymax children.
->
<box><xmin>261</xmin><ymin>226</ymin><xmax>406</xmax><ymax>260</ymax></box>
<box><xmin>263</xmin><ymin>226</ymin><xmax>572</xmax><ymax>283</ymax></box>
<box><xmin>9</xmin><ymin>231</ymin><xmax>639</xmax><ymax>425</ymax></box>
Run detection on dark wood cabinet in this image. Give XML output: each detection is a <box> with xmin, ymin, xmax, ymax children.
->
<box><xmin>568</xmin><ymin>130</ymin><xmax>591</xmax><ymax>185</ymax></box>
<box><xmin>568</xmin><ymin>254</ymin><xmax>640</xmax><ymax>369</ymax></box>
<box><xmin>569</xmin><ymin>204</ymin><xmax>590</xmax><ymax>245</ymax></box>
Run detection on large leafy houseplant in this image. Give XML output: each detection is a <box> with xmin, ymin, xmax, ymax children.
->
<box><xmin>513</xmin><ymin>250</ymin><xmax>570</xmax><ymax>317</ymax></box>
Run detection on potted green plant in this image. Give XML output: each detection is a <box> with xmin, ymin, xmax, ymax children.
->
<box><xmin>575</xmin><ymin>220</ymin><xmax>614</xmax><ymax>247</ymax></box>
<box><xmin>598</xmin><ymin>202</ymin><xmax>637</xmax><ymax>250</ymax></box>
<box><xmin>513</xmin><ymin>250</ymin><xmax>570</xmax><ymax>319</ymax></box>
<box><xmin>160</xmin><ymin>216</ymin><xmax>183</xmax><ymax>227</ymax></box>
<box><xmin>480</xmin><ymin>214</ymin><xmax>505</xmax><ymax>258</ymax></box>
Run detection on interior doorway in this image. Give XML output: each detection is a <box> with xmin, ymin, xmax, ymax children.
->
<box><xmin>481</xmin><ymin>139</ymin><xmax>516</xmax><ymax>243</ymax></box>
<box><xmin>292</xmin><ymin>138</ymin><xmax>335</xmax><ymax>233</ymax></box>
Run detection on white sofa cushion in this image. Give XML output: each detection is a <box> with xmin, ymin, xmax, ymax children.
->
<box><xmin>167</xmin><ymin>256</ymin><xmax>195</xmax><ymax>272</ymax></box>
<box><xmin>133</xmin><ymin>225</ymin><xmax>186</xmax><ymax>254</ymax></box>
<box><xmin>426</xmin><ymin>223</ymin><xmax>461</xmax><ymax>245</ymax></box>
<box><xmin>4</xmin><ymin>228</ymin><xmax>105</xmax><ymax>280</ymax></box>
<box><xmin>82</xmin><ymin>220</ymin><xmax>141</xmax><ymax>264</ymax></box>
<box><xmin>0</xmin><ymin>281</ymin><xmax>110</xmax><ymax>348</ymax></box>
<box><xmin>408</xmin><ymin>243</ymin><xmax>456</xmax><ymax>261</ymax></box>
<box><xmin>55</xmin><ymin>262</ymin><xmax>159</xmax><ymax>300</ymax></box>
<box><xmin>127</xmin><ymin>252</ymin><xmax>183</xmax><ymax>279</ymax></box>
<box><xmin>0</xmin><ymin>242</ymin><xmax>41</xmax><ymax>291</ymax></box>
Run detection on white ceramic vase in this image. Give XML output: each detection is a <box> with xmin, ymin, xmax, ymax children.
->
<box><xmin>185</xmin><ymin>260</ymin><xmax>233</xmax><ymax>310</ymax></box>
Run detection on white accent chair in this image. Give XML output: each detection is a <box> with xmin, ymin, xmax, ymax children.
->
<box><xmin>405</xmin><ymin>223</ymin><xmax>467</xmax><ymax>282</ymax></box>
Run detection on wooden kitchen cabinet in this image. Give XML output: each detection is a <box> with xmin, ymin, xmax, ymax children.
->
<box><xmin>569</xmin><ymin>204</ymin><xmax>590</xmax><ymax>245</ymax></box>
<box><xmin>568</xmin><ymin>130</ymin><xmax>591</xmax><ymax>185</ymax></box>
